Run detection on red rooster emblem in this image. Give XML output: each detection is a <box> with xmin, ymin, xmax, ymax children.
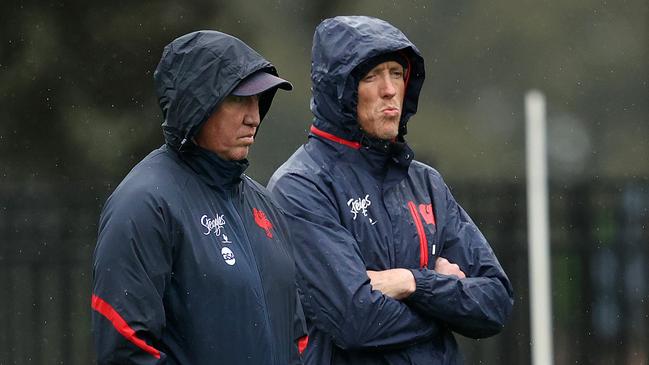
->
<box><xmin>253</xmin><ymin>208</ymin><xmax>273</xmax><ymax>239</ymax></box>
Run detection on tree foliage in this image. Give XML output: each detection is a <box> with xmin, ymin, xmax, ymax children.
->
<box><xmin>1</xmin><ymin>0</ymin><xmax>646</xmax><ymax>185</ymax></box>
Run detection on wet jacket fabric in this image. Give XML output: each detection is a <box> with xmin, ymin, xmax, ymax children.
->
<box><xmin>91</xmin><ymin>31</ymin><xmax>304</xmax><ymax>365</ymax></box>
<box><xmin>267</xmin><ymin>16</ymin><xmax>514</xmax><ymax>365</ymax></box>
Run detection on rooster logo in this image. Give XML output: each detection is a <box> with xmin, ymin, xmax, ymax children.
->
<box><xmin>253</xmin><ymin>208</ymin><xmax>273</xmax><ymax>239</ymax></box>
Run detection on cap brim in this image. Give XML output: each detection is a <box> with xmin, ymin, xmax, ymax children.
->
<box><xmin>231</xmin><ymin>71</ymin><xmax>293</xmax><ymax>96</ymax></box>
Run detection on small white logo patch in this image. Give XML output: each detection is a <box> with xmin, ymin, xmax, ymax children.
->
<box><xmin>221</xmin><ymin>247</ymin><xmax>236</xmax><ymax>266</ymax></box>
<box><xmin>221</xmin><ymin>233</ymin><xmax>232</xmax><ymax>244</ymax></box>
<box><xmin>201</xmin><ymin>214</ymin><xmax>226</xmax><ymax>236</ymax></box>
<box><xmin>347</xmin><ymin>194</ymin><xmax>372</xmax><ymax>220</ymax></box>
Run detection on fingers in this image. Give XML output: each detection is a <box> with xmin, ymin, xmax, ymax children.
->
<box><xmin>434</xmin><ymin>257</ymin><xmax>466</xmax><ymax>279</ymax></box>
<box><xmin>365</xmin><ymin>269</ymin><xmax>416</xmax><ymax>300</ymax></box>
<box><xmin>435</xmin><ymin>257</ymin><xmax>448</xmax><ymax>265</ymax></box>
<box><xmin>455</xmin><ymin>267</ymin><xmax>466</xmax><ymax>279</ymax></box>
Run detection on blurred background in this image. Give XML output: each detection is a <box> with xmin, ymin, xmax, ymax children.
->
<box><xmin>1</xmin><ymin>0</ymin><xmax>647</xmax><ymax>363</ymax></box>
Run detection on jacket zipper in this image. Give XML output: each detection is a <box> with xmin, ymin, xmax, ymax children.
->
<box><xmin>228</xmin><ymin>190</ymin><xmax>277</xmax><ymax>362</ymax></box>
<box><xmin>407</xmin><ymin>201</ymin><xmax>428</xmax><ymax>268</ymax></box>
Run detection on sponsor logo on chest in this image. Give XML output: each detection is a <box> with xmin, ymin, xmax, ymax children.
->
<box><xmin>347</xmin><ymin>194</ymin><xmax>377</xmax><ymax>225</ymax></box>
<box><xmin>200</xmin><ymin>213</ymin><xmax>235</xmax><ymax>264</ymax></box>
<box><xmin>201</xmin><ymin>214</ymin><xmax>226</xmax><ymax>236</ymax></box>
<box><xmin>220</xmin><ymin>246</ymin><xmax>236</xmax><ymax>265</ymax></box>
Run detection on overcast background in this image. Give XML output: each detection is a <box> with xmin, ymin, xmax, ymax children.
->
<box><xmin>1</xmin><ymin>1</ymin><xmax>647</xmax><ymax>363</ymax></box>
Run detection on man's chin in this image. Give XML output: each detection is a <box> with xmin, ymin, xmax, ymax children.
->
<box><xmin>223</xmin><ymin>147</ymin><xmax>250</xmax><ymax>161</ymax></box>
<box><xmin>379</xmin><ymin>123</ymin><xmax>400</xmax><ymax>140</ymax></box>
<box><xmin>370</xmin><ymin>131</ymin><xmax>398</xmax><ymax>141</ymax></box>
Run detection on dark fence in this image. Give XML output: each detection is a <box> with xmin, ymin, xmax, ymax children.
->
<box><xmin>1</xmin><ymin>179</ymin><xmax>647</xmax><ymax>364</ymax></box>
<box><xmin>453</xmin><ymin>180</ymin><xmax>649</xmax><ymax>365</ymax></box>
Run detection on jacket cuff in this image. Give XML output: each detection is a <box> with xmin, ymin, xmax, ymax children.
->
<box><xmin>408</xmin><ymin>268</ymin><xmax>431</xmax><ymax>301</ymax></box>
<box><xmin>408</xmin><ymin>268</ymin><xmax>459</xmax><ymax>302</ymax></box>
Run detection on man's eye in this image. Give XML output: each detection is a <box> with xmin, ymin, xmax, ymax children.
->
<box><xmin>362</xmin><ymin>74</ymin><xmax>376</xmax><ymax>82</ymax></box>
<box><xmin>391</xmin><ymin>70</ymin><xmax>404</xmax><ymax>78</ymax></box>
<box><xmin>227</xmin><ymin>95</ymin><xmax>246</xmax><ymax>103</ymax></box>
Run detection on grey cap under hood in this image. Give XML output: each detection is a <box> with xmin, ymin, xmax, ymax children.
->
<box><xmin>310</xmin><ymin>16</ymin><xmax>426</xmax><ymax>143</ymax></box>
<box><xmin>154</xmin><ymin>30</ymin><xmax>283</xmax><ymax>149</ymax></box>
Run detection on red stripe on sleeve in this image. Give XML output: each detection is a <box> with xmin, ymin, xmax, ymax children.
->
<box><xmin>91</xmin><ymin>294</ymin><xmax>161</xmax><ymax>359</ymax></box>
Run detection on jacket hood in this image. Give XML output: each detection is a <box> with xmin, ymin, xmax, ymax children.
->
<box><xmin>154</xmin><ymin>30</ymin><xmax>280</xmax><ymax>149</ymax></box>
<box><xmin>310</xmin><ymin>16</ymin><xmax>425</xmax><ymax>142</ymax></box>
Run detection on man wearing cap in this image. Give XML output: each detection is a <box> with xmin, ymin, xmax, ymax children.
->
<box><xmin>268</xmin><ymin>16</ymin><xmax>513</xmax><ymax>364</ymax></box>
<box><xmin>91</xmin><ymin>30</ymin><xmax>305</xmax><ymax>364</ymax></box>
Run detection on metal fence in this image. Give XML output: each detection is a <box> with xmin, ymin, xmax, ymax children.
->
<box><xmin>1</xmin><ymin>179</ymin><xmax>647</xmax><ymax>364</ymax></box>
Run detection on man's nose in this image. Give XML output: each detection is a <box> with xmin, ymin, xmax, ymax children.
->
<box><xmin>381</xmin><ymin>77</ymin><xmax>397</xmax><ymax>98</ymax></box>
<box><xmin>245</xmin><ymin>99</ymin><xmax>261</xmax><ymax>127</ymax></box>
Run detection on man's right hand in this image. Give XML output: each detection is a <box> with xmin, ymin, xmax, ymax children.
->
<box><xmin>434</xmin><ymin>257</ymin><xmax>466</xmax><ymax>279</ymax></box>
<box><xmin>366</xmin><ymin>268</ymin><xmax>416</xmax><ymax>300</ymax></box>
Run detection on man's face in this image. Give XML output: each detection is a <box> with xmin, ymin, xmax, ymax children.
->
<box><xmin>195</xmin><ymin>95</ymin><xmax>260</xmax><ymax>160</ymax></box>
<box><xmin>356</xmin><ymin>60</ymin><xmax>406</xmax><ymax>140</ymax></box>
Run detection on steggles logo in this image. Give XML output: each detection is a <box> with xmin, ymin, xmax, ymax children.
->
<box><xmin>201</xmin><ymin>214</ymin><xmax>226</xmax><ymax>236</ymax></box>
<box><xmin>347</xmin><ymin>194</ymin><xmax>372</xmax><ymax>220</ymax></box>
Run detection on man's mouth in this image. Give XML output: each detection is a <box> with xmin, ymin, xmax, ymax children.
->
<box><xmin>382</xmin><ymin>107</ymin><xmax>400</xmax><ymax>116</ymax></box>
<box><xmin>240</xmin><ymin>135</ymin><xmax>255</xmax><ymax>143</ymax></box>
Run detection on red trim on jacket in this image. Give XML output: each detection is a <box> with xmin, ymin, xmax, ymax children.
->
<box><xmin>407</xmin><ymin>201</ymin><xmax>428</xmax><ymax>268</ymax></box>
<box><xmin>297</xmin><ymin>335</ymin><xmax>309</xmax><ymax>354</ymax></box>
<box><xmin>310</xmin><ymin>125</ymin><xmax>361</xmax><ymax>150</ymax></box>
<box><xmin>91</xmin><ymin>294</ymin><xmax>162</xmax><ymax>359</ymax></box>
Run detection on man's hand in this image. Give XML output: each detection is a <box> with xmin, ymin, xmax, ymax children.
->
<box><xmin>366</xmin><ymin>269</ymin><xmax>416</xmax><ymax>300</ymax></box>
<box><xmin>434</xmin><ymin>257</ymin><xmax>466</xmax><ymax>279</ymax></box>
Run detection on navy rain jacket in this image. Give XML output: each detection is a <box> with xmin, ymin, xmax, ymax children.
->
<box><xmin>91</xmin><ymin>31</ymin><xmax>305</xmax><ymax>365</ymax></box>
<box><xmin>268</xmin><ymin>16</ymin><xmax>514</xmax><ymax>365</ymax></box>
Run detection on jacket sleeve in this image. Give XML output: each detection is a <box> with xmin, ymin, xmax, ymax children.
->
<box><xmin>406</xmin><ymin>183</ymin><xmax>514</xmax><ymax>339</ymax></box>
<box><xmin>264</xmin><ymin>195</ymin><xmax>307</xmax><ymax>364</ymax></box>
<box><xmin>269</xmin><ymin>173</ymin><xmax>441</xmax><ymax>351</ymax></box>
<box><xmin>91</xmin><ymin>188</ymin><xmax>173</xmax><ymax>364</ymax></box>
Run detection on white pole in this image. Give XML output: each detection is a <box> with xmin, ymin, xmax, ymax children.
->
<box><xmin>525</xmin><ymin>90</ymin><xmax>554</xmax><ymax>365</ymax></box>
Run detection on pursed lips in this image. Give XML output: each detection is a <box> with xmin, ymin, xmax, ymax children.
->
<box><xmin>381</xmin><ymin>106</ymin><xmax>400</xmax><ymax>116</ymax></box>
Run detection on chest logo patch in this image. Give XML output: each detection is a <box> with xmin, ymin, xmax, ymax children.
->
<box><xmin>347</xmin><ymin>194</ymin><xmax>377</xmax><ymax>225</ymax></box>
<box><xmin>418</xmin><ymin>204</ymin><xmax>436</xmax><ymax>225</ymax></box>
<box><xmin>201</xmin><ymin>214</ymin><xmax>226</xmax><ymax>236</ymax></box>
<box><xmin>221</xmin><ymin>246</ymin><xmax>236</xmax><ymax>266</ymax></box>
<box><xmin>253</xmin><ymin>208</ymin><xmax>274</xmax><ymax>238</ymax></box>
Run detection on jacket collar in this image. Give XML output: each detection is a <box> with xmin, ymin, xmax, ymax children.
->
<box><xmin>309</xmin><ymin>124</ymin><xmax>413</xmax><ymax>188</ymax></box>
<box><xmin>178</xmin><ymin>143</ymin><xmax>248</xmax><ymax>190</ymax></box>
